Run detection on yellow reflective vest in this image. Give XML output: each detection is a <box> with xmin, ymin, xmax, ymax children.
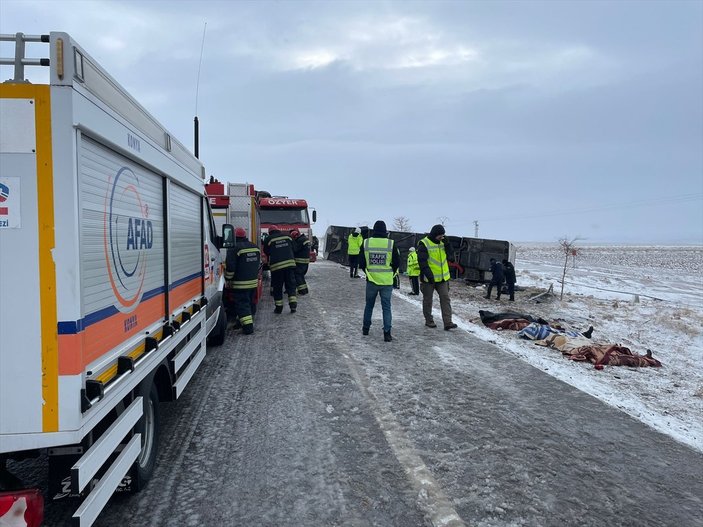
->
<box><xmin>406</xmin><ymin>251</ymin><xmax>420</xmax><ymax>277</ymax></box>
<box><xmin>363</xmin><ymin>237</ymin><xmax>394</xmax><ymax>286</ymax></box>
<box><xmin>419</xmin><ymin>237</ymin><xmax>450</xmax><ymax>283</ymax></box>
<box><xmin>347</xmin><ymin>233</ymin><xmax>363</xmax><ymax>255</ymax></box>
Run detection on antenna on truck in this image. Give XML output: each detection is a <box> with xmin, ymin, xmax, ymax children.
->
<box><xmin>194</xmin><ymin>22</ymin><xmax>207</xmax><ymax>159</ymax></box>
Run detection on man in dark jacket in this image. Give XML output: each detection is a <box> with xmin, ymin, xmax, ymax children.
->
<box><xmin>291</xmin><ymin>228</ymin><xmax>311</xmax><ymax>296</ymax></box>
<box><xmin>503</xmin><ymin>259</ymin><xmax>516</xmax><ymax>301</ymax></box>
<box><xmin>417</xmin><ymin>224</ymin><xmax>457</xmax><ymax>330</ymax></box>
<box><xmin>263</xmin><ymin>225</ymin><xmax>297</xmax><ymax>313</ymax></box>
<box><xmin>485</xmin><ymin>258</ymin><xmax>504</xmax><ymax>300</ymax></box>
<box><xmin>225</xmin><ymin>228</ymin><xmax>261</xmax><ymax>334</ymax></box>
<box><xmin>359</xmin><ymin>220</ymin><xmax>400</xmax><ymax>342</ymax></box>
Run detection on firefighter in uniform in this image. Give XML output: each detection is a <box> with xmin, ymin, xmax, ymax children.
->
<box><xmin>347</xmin><ymin>227</ymin><xmax>363</xmax><ymax>278</ymax></box>
<box><xmin>263</xmin><ymin>225</ymin><xmax>298</xmax><ymax>313</ymax></box>
<box><xmin>417</xmin><ymin>224</ymin><xmax>458</xmax><ymax>330</ymax></box>
<box><xmin>291</xmin><ymin>228</ymin><xmax>311</xmax><ymax>296</ymax></box>
<box><xmin>224</xmin><ymin>227</ymin><xmax>260</xmax><ymax>335</ymax></box>
<box><xmin>359</xmin><ymin>220</ymin><xmax>400</xmax><ymax>342</ymax></box>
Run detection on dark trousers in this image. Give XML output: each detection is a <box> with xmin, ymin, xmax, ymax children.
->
<box><xmin>271</xmin><ymin>267</ymin><xmax>297</xmax><ymax>307</ymax></box>
<box><xmin>348</xmin><ymin>254</ymin><xmax>360</xmax><ymax>277</ymax></box>
<box><xmin>409</xmin><ymin>276</ymin><xmax>419</xmax><ymax>295</ymax></box>
<box><xmin>295</xmin><ymin>263</ymin><xmax>309</xmax><ymax>295</ymax></box>
<box><xmin>420</xmin><ymin>280</ymin><xmax>453</xmax><ymax>326</ymax></box>
<box><xmin>232</xmin><ymin>289</ymin><xmax>256</xmax><ymax>327</ymax></box>
<box><xmin>486</xmin><ymin>280</ymin><xmax>503</xmax><ymax>299</ymax></box>
<box><xmin>506</xmin><ymin>282</ymin><xmax>515</xmax><ymax>300</ymax></box>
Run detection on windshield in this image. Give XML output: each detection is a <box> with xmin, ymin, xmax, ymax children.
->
<box><xmin>259</xmin><ymin>207</ymin><xmax>309</xmax><ymax>225</ymax></box>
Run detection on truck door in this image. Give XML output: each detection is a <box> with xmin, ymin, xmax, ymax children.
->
<box><xmin>203</xmin><ymin>198</ymin><xmax>222</xmax><ymax>311</ymax></box>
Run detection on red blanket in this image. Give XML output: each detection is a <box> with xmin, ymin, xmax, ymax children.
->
<box><xmin>567</xmin><ymin>344</ymin><xmax>662</xmax><ymax>369</ymax></box>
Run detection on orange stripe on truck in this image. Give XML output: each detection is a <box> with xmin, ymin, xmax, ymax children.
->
<box><xmin>58</xmin><ymin>277</ymin><xmax>201</xmax><ymax>375</ymax></box>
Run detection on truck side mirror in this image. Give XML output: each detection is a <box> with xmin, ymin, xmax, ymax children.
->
<box><xmin>222</xmin><ymin>224</ymin><xmax>235</xmax><ymax>249</ymax></box>
<box><xmin>312</xmin><ymin>209</ymin><xmax>317</xmax><ymax>223</ymax></box>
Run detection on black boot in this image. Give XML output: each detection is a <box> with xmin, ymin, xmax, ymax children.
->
<box><xmin>383</xmin><ymin>331</ymin><xmax>393</xmax><ymax>342</ymax></box>
<box><xmin>362</xmin><ymin>326</ymin><xmax>369</xmax><ymax>335</ymax></box>
<box><xmin>242</xmin><ymin>324</ymin><xmax>254</xmax><ymax>335</ymax></box>
<box><xmin>274</xmin><ymin>305</ymin><xmax>283</xmax><ymax>314</ymax></box>
<box><xmin>290</xmin><ymin>302</ymin><xmax>297</xmax><ymax>313</ymax></box>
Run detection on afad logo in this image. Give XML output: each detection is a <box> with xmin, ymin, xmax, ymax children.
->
<box><xmin>0</xmin><ymin>182</ymin><xmax>9</xmax><ymax>216</ymax></box>
<box><xmin>103</xmin><ymin>167</ymin><xmax>153</xmax><ymax>312</ymax></box>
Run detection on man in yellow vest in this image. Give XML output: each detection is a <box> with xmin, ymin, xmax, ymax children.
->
<box><xmin>359</xmin><ymin>220</ymin><xmax>400</xmax><ymax>342</ymax></box>
<box><xmin>347</xmin><ymin>227</ymin><xmax>363</xmax><ymax>278</ymax></box>
<box><xmin>417</xmin><ymin>224</ymin><xmax>458</xmax><ymax>330</ymax></box>
<box><xmin>406</xmin><ymin>247</ymin><xmax>420</xmax><ymax>295</ymax></box>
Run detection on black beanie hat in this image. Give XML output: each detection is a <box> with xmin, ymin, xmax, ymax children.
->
<box><xmin>372</xmin><ymin>220</ymin><xmax>387</xmax><ymax>235</ymax></box>
<box><xmin>429</xmin><ymin>224</ymin><xmax>445</xmax><ymax>238</ymax></box>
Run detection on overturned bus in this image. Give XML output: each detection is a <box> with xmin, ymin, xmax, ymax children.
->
<box><xmin>324</xmin><ymin>225</ymin><xmax>515</xmax><ymax>283</ymax></box>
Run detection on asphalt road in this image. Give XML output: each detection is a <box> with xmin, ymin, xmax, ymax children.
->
<box><xmin>35</xmin><ymin>260</ymin><xmax>703</xmax><ymax>526</ymax></box>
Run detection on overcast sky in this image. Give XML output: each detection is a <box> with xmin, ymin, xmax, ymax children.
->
<box><xmin>2</xmin><ymin>0</ymin><xmax>702</xmax><ymax>244</ymax></box>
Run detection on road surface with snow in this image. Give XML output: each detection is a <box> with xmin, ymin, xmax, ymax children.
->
<box><xmin>32</xmin><ymin>259</ymin><xmax>703</xmax><ymax>526</ymax></box>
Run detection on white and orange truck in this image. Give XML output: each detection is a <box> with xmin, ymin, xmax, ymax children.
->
<box><xmin>0</xmin><ymin>32</ymin><xmax>230</xmax><ymax>526</ymax></box>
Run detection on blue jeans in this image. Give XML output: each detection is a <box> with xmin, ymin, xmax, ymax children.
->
<box><xmin>363</xmin><ymin>281</ymin><xmax>392</xmax><ymax>332</ymax></box>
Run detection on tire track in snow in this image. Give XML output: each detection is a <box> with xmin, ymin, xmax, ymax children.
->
<box><xmin>310</xmin><ymin>283</ymin><xmax>466</xmax><ymax>527</ymax></box>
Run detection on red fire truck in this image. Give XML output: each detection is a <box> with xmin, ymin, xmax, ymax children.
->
<box><xmin>205</xmin><ymin>180</ymin><xmax>317</xmax><ymax>264</ymax></box>
<box><xmin>258</xmin><ymin>196</ymin><xmax>317</xmax><ymax>262</ymax></box>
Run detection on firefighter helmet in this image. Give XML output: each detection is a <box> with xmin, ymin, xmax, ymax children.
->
<box><xmin>234</xmin><ymin>227</ymin><xmax>247</xmax><ymax>238</ymax></box>
<box><xmin>290</xmin><ymin>229</ymin><xmax>301</xmax><ymax>239</ymax></box>
<box><xmin>268</xmin><ymin>225</ymin><xmax>279</xmax><ymax>232</ymax></box>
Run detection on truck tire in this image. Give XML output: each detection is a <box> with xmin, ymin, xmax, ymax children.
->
<box><xmin>133</xmin><ymin>383</ymin><xmax>160</xmax><ymax>491</ymax></box>
<box><xmin>207</xmin><ymin>305</ymin><xmax>227</xmax><ymax>347</ymax></box>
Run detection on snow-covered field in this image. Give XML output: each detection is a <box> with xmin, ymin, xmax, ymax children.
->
<box><xmin>398</xmin><ymin>244</ymin><xmax>703</xmax><ymax>453</ymax></box>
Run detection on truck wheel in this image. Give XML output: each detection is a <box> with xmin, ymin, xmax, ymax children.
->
<box><xmin>134</xmin><ymin>383</ymin><xmax>160</xmax><ymax>491</ymax></box>
<box><xmin>207</xmin><ymin>306</ymin><xmax>227</xmax><ymax>346</ymax></box>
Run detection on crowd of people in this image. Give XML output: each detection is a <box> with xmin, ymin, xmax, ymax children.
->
<box><xmin>347</xmin><ymin>221</ymin><xmax>517</xmax><ymax>342</ymax></box>
<box><xmin>223</xmin><ymin>224</ymin><xmax>313</xmax><ymax>335</ymax></box>
<box><xmin>223</xmin><ymin>221</ymin><xmax>516</xmax><ymax>343</ymax></box>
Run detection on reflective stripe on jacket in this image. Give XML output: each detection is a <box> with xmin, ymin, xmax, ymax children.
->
<box><xmin>266</xmin><ymin>234</ymin><xmax>296</xmax><ymax>271</ymax></box>
<box><xmin>363</xmin><ymin>237</ymin><xmax>394</xmax><ymax>286</ymax></box>
<box><xmin>419</xmin><ymin>237</ymin><xmax>450</xmax><ymax>282</ymax></box>
<box><xmin>406</xmin><ymin>251</ymin><xmax>420</xmax><ymax>277</ymax></box>
<box><xmin>347</xmin><ymin>233</ymin><xmax>363</xmax><ymax>255</ymax></box>
<box><xmin>225</xmin><ymin>242</ymin><xmax>261</xmax><ymax>289</ymax></box>
<box><xmin>294</xmin><ymin>235</ymin><xmax>311</xmax><ymax>264</ymax></box>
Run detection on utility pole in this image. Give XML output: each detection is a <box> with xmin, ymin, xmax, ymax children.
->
<box><xmin>473</xmin><ymin>220</ymin><xmax>479</xmax><ymax>238</ymax></box>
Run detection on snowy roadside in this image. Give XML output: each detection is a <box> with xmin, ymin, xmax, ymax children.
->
<box><xmin>393</xmin><ymin>245</ymin><xmax>703</xmax><ymax>453</ymax></box>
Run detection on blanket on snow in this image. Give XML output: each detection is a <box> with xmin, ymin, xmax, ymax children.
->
<box><xmin>534</xmin><ymin>334</ymin><xmax>662</xmax><ymax>368</ymax></box>
<box><xmin>517</xmin><ymin>322</ymin><xmax>582</xmax><ymax>340</ymax></box>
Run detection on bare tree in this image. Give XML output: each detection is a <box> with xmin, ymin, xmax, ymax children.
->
<box><xmin>393</xmin><ymin>216</ymin><xmax>412</xmax><ymax>232</ymax></box>
<box><xmin>558</xmin><ymin>236</ymin><xmax>581</xmax><ymax>300</ymax></box>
